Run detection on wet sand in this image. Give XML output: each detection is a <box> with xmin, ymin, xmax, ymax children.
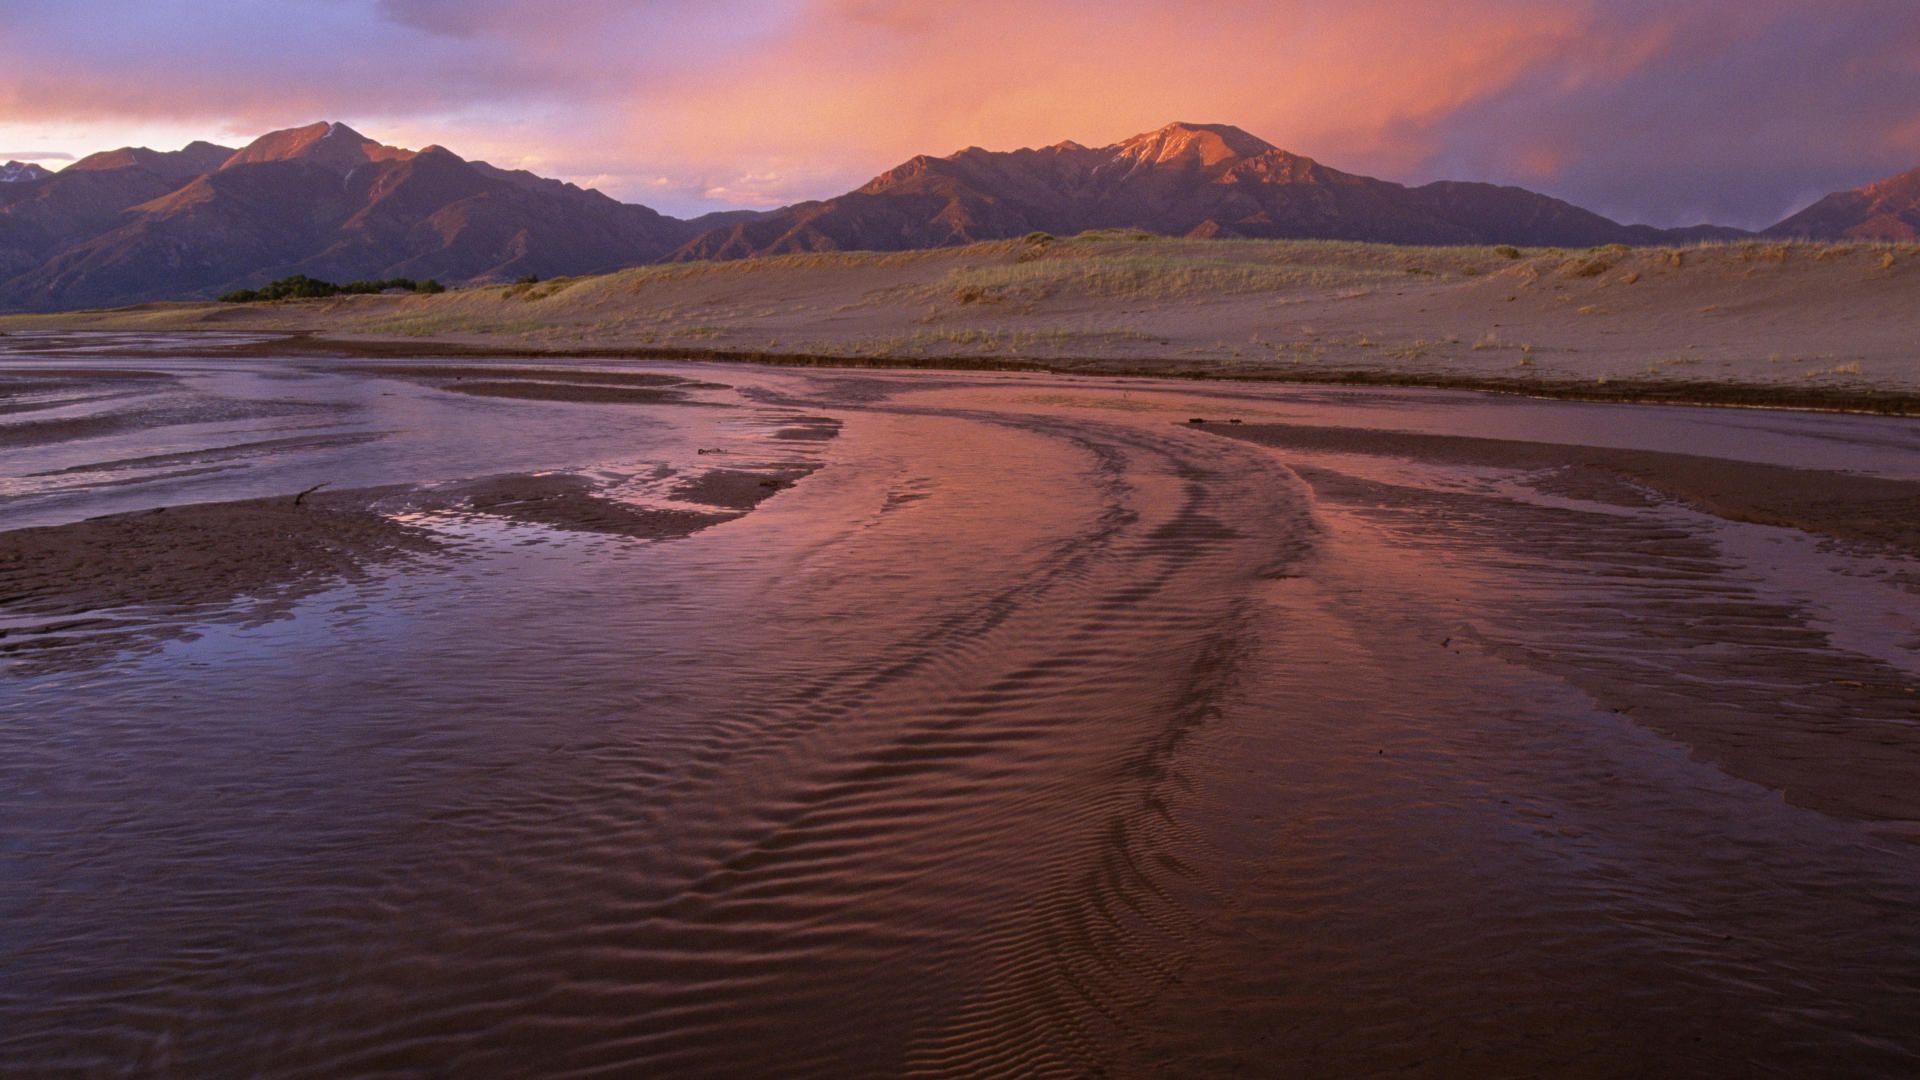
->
<box><xmin>0</xmin><ymin>358</ymin><xmax>823</xmax><ymax>669</ymax></box>
<box><xmin>0</xmin><ymin>466</ymin><xmax>793</xmax><ymax>671</ymax></box>
<box><xmin>0</xmin><ymin>488</ymin><xmax>438</xmax><ymax>670</ymax></box>
<box><xmin>4</xmin><ymin>337</ymin><xmax>1919</xmax><ymax>1076</ymax></box>
<box><xmin>669</xmin><ymin>467</ymin><xmax>812</xmax><ymax>509</ymax></box>
<box><xmin>325</xmin><ymin>362</ymin><xmax>724</xmax><ymax>405</ymax></box>
<box><xmin>1206</xmin><ymin>420</ymin><xmax>1920</xmax><ymax>555</ymax></box>
<box><xmin>449</xmin><ymin>472</ymin><xmax>742</xmax><ymax>538</ymax></box>
<box><xmin>93</xmin><ymin>329</ymin><xmax>1920</xmax><ymax>415</ymax></box>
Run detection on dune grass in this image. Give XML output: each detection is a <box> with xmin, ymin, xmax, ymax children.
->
<box><xmin>6</xmin><ymin>232</ymin><xmax>1916</xmax><ymax>412</ymax></box>
<box><xmin>844</xmin><ymin>326</ymin><xmax>1164</xmax><ymax>357</ymax></box>
<box><xmin>4</xmin><ymin>235</ymin><xmax>1913</xmax><ymax>399</ymax></box>
<box><xmin>930</xmin><ymin>253</ymin><xmax>1397</xmax><ymax>303</ymax></box>
<box><xmin>6</xmin><ymin>233</ymin><xmax>1907</xmax><ymax>334</ymax></box>
<box><xmin>900</xmin><ymin>233</ymin><xmax>1527</xmax><ymax>305</ymax></box>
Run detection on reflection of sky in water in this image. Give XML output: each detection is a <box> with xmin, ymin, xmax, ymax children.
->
<box><xmin>0</xmin><ymin>346</ymin><xmax>832</xmax><ymax>529</ymax></box>
<box><xmin>920</xmin><ymin>378</ymin><xmax>1920</xmax><ymax>478</ymax></box>
<box><xmin>3</xmin><ymin>336</ymin><xmax>1920</xmax><ymax>1075</ymax></box>
<box><xmin>9</xmin><ymin>340</ymin><xmax>1919</xmax><ymax>533</ymax></box>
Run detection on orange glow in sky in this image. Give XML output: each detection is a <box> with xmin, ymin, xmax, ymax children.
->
<box><xmin>2</xmin><ymin>0</ymin><xmax>1917</xmax><ymax>227</ymax></box>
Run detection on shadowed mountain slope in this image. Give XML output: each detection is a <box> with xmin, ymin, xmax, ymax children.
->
<box><xmin>1768</xmin><ymin>166</ymin><xmax>1920</xmax><ymax>241</ymax></box>
<box><xmin>0</xmin><ymin>161</ymin><xmax>54</xmax><ymax>184</ymax></box>
<box><xmin>673</xmin><ymin>123</ymin><xmax>1744</xmax><ymax>260</ymax></box>
<box><xmin>0</xmin><ymin>124</ymin><xmax>701</xmax><ymax>310</ymax></box>
<box><xmin>13</xmin><ymin>120</ymin><xmax>1884</xmax><ymax>312</ymax></box>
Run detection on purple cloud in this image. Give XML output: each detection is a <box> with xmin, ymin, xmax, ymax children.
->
<box><xmin>1</xmin><ymin>0</ymin><xmax>1915</xmax><ymax>224</ymax></box>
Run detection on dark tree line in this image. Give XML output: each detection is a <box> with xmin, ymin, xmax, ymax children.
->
<box><xmin>219</xmin><ymin>276</ymin><xmax>445</xmax><ymax>303</ymax></box>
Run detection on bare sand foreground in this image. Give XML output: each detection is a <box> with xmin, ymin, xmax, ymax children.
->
<box><xmin>3</xmin><ymin>234</ymin><xmax>1917</xmax><ymax>412</ymax></box>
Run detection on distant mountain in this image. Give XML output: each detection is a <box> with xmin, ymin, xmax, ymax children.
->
<box><xmin>673</xmin><ymin>123</ymin><xmax>1743</xmax><ymax>261</ymax></box>
<box><xmin>0</xmin><ymin>123</ymin><xmax>704</xmax><ymax>311</ymax></box>
<box><xmin>0</xmin><ymin>142</ymin><xmax>238</xmax><ymax>283</ymax></box>
<box><xmin>0</xmin><ymin>119</ymin><xmax>1792</xmax><ymax>312</ymax></box>
<box><xmin>0</xmin><ymin>161</ymin><xmax>53</xmax><ymax>184</ymax></box>
<box><xmin>66</xmin><ymin>141</ymin><xmax>236</xmax><ymax>184</ymax></box>
<box><xmin>217</xmin><ymin>120</ymin><xmax>415</xmax><ymax>173</ymax></box>
<box><xmin>1767</xmin><ymin>165</ymin><xmax>1920</xmax><ymax>241</ymax></box>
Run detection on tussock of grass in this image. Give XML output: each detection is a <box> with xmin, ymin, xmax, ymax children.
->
<box><xmin>1805</xmin><ymin>361</ymin><xmax>1865</xmax><ymax>379</ymax></box>
<box><xmin>928</xmin><ymin>257</ymin><xmax>1393</xmax><ymax>303</ymax></box>
<box><xmin>502</xmin><ymin>277</ymin><xmax>582</xmax><ymax>302</ymax></box>
<box><xmin>850</xmin><ymin>326</ymin><xmax>1161</xmax><ymax>356</ymax></box>
<box><xmin>915</xmin><ymin>238</ymin><xmax>1513</xmax><ymax>305</ymax></box>
<box><xmin>594</xmin><ymin>245</ymin><xmax>1011</xmax><ymax>292</ymax></box>
<box><xmin>1646</xmin><ymin>356</ymin><xmax>1702</xmax><ymax>373</ymax></box>
<box><xmin>1072</xmin><ymin>228</ymin><xmax>1163</xmax><ymax>243</ymax></box>
<box><xmin>360</xmin><ymin>311</ymin><xmax>568</xmax><ymax>337</ymax></box>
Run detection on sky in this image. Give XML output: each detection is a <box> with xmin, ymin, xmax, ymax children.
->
<box><xmin>2</xmin><ymin>0</ymin><xmax>1917</xmax><ymax>227</ymax></box>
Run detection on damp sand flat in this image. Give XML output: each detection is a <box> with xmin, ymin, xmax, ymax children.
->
<box><xmin>3</xmin><ymin>339</ymin><xmax>1919</xmax><ymax>1076</ymax></box>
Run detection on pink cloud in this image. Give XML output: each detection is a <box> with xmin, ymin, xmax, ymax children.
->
<box><xmin>1</xmin><ymin>0</ymin><xmax>1916</xmax><ymax>225</ymax></box>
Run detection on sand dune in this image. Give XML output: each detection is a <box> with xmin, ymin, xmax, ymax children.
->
<box><xmin>7</xmin><ymin>234</ymin><xmax>1916</xmax><ymax>412</ymax></box>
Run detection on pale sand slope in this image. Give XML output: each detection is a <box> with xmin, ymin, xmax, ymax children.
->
<box><xmin>5</xmin><ymin>234</ymin><xmax>1917</xmax><ymax>410</ymax></box>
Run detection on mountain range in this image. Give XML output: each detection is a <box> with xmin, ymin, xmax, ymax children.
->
<box><xmin>1</xmin><ymin>161</ymin><xmax>54</xmax><ymax>184</ymax></box>
<box><xmin>0</xmin><ymin>120</ymin><xmax>1909</xmax><ymax>311</ymax></box>
<box><xmin>1766</xmin><ymin>164</ymin><xmax>1920</xmax><ymax>242</ymax></box>
<box><xmin>678</xmin><ymin>123</ymin><xmax>1748</xmax><ymax>260</ymax></box>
